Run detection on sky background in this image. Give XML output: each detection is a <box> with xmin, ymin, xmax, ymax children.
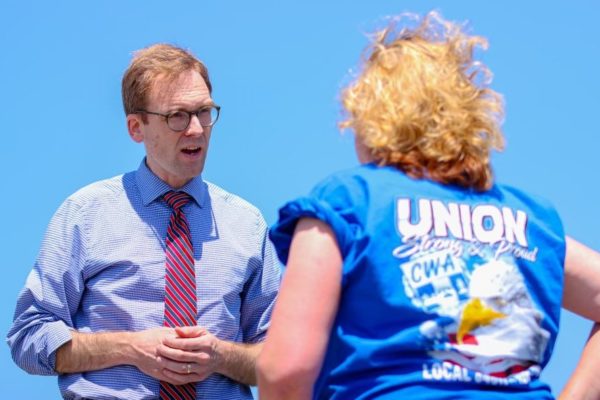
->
<box><xmin>1</xmin><ymin>1</ymin><xmax>599</xmax><ymax>398</ymax></box>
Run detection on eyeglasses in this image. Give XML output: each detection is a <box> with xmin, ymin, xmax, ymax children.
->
<box><xmin>136</xmin><ymin>105</ymin><xmax>221</xmax><ymax>131</ymax></box>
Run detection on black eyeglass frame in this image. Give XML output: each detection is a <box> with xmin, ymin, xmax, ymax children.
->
<box><xmin>135</xmin><ymin>105</ymin><xmax>221</xmax><ymax>131</ymax></box>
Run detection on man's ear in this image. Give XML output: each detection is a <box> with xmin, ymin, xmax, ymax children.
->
<box><xmin>127</xmin><ymin>114</ymin><xmax>144</xmax><ymax>143</ymax></box>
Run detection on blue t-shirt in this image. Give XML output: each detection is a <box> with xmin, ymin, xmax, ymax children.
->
<box><xmin>270</xmin><ymin>164</ymin><xmax>565</xmax><ymax>400</ymax></box>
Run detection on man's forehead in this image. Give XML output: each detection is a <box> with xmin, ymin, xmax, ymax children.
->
<box><xmin>149</xmin><ymin>70</ymin><xmax>210</xmax><ymax>105</ymax></box>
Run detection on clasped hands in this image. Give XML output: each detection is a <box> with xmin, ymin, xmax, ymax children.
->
<box><xmin>132</xmin><ymin>326</ymin><xmax>221</xmax><ymax>386</ymax></box>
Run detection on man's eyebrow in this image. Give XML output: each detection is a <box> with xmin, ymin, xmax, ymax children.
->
<box><xmin>166</xmin><ymin>101</ymin><xmax>216</xmax><ymax>112</ymax></box>
<box><xmin>199</xmin><ymin>101</ymin><xmax>217</xmax><ymax>108</ymax></box>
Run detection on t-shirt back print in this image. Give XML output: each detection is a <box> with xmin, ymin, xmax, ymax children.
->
<box><xmin>394</xmin><ymin>197</ymin><xmax>548</xmax><ymax>387</ymax></box>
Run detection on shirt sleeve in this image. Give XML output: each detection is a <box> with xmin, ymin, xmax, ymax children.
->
<box><xmin>6</xmin><ymin>197</ymin><xmax>88</xmax><ymax>375</ymax></box>
<box><xmin>238</xmin><ymin>216</ymin><xmax>282</xmax><ymax>343</ymax></box>
<box><xmin>269</xmin><ymin>173</ymin><xmax>365</xmax><ymax>266</ymax></box>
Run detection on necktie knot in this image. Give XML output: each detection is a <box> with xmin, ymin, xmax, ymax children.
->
<box><xmin>163</xmin><ymin>191</ymin><xmax>192</xmax><ymax>211</ymax></box>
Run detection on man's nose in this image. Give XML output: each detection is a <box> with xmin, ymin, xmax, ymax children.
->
<box><xmin>184</xmin><ymin>114</ymin><xmax>205</xmax><ymax>136</ymax></box>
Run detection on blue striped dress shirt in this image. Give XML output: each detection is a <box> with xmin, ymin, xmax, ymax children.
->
<box><xmin>7</xmin><ymin>160</ymin><xmax>281</xmax><ymax>400</ymax></box>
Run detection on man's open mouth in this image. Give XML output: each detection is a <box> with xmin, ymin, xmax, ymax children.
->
<box><xmin>182</xmin><ymin>146</ymin><xmax>201</xmax><ymax>155</ymax></box>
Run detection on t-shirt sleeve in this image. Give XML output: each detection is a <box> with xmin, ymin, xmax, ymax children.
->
<box><xmin>269</xmin><ymin>174</ymin><xmax>365</xmax><ymax>265</ymax></box>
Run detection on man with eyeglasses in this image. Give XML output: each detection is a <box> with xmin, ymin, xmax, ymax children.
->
<box><xmin>7</xmin><ymin>44</ymin><xmax>281</xmax><ymax>400</ymax></box>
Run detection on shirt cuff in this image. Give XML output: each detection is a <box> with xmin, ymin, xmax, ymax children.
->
<box><xmin>46</xmin><ymin>320</ymin><xmax>75</xmax><ymax>372</ymax></box>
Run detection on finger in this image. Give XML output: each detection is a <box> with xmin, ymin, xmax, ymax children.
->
<box><xmin>157</xmin><ymin>345</ymin><xmax>195</xmax><ymax>362</ymax></box>
<box><xmin>162</xmin><ymin>368</ymin><xmax>198</xmax><ymax>385</ymax></box>
<box><xmin>158</xmin><ymin>345</ymin><xmax>212</xmax><ymax>364</ymax></box>
<box><xmin>175</xmin><ymin>326</ymin><xmax>206</xmax><ymax>338</ymax></box>
<box><xmin>163</xmin><ymin>336</ymin><xmax>212</xmax><ymax>352</ymax></box>
<box><xmin>159</xmin><ymin>357</ymin><xmax>195</xmax><ymax>375</ymax></box>
<box><xmin>144</xmin><ymin>365</ymin><xmax>187</xmax><ymax>385</ymax></box>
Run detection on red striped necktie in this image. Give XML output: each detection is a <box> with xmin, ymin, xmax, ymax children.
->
<box><xmin>160</xmin><ymin>191</ymin><xmax>197</xmax><ymax>400</ymax></box>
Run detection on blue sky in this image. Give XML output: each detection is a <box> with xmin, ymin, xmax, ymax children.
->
<box><xmin>1</xmin><ymin>1</ymin><xmax>599</xmax><ymax>398</ymax></box>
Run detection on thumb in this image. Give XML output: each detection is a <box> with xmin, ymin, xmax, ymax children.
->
<box><xmin>175</xmin><ymin>325</ymin><xmax>206</xmax><ymax>338</ymax></box>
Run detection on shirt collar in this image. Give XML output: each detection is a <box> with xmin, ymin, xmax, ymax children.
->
<box><xmin>135</xmin><ymin>158</ymin><xmax>207</xmax><ymax>207</ymax></box>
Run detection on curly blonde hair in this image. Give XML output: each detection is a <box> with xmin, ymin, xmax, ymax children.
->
<box><xmin>340</xmin><ymin>12</ymin><xmax>505</xmax><ymax>191</ymax></box>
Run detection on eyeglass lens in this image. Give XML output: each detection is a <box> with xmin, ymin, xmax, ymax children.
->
<box><xmin>168</xmin><ymin>107</ymin><xmax>219</xmax><ymax>131</ymax></box>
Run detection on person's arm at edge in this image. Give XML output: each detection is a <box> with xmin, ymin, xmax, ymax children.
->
<box><xmin>257</xmin><ymin>218</ymin><xmax>342</xmax><ymax>400</ymax></box>
<box><xmin>559</xmin><ymin>237</ymin><xmax>600</xmax><ymax>400</ymax></box>
<box><xmin>559</xmin><ymin>323</ymin><xmax>600</xmax><ymax>400</ymax></box>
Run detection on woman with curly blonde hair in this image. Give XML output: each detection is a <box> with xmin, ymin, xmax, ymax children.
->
<box><xmin>342</xmin><ymin>13</ymin><xmax>504</xmax><ymax>192</ymax></box>
<box><xmin>257</xmin><ymin>12</ymin><xmax>600</xmax><ymax>400</ymax></box>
